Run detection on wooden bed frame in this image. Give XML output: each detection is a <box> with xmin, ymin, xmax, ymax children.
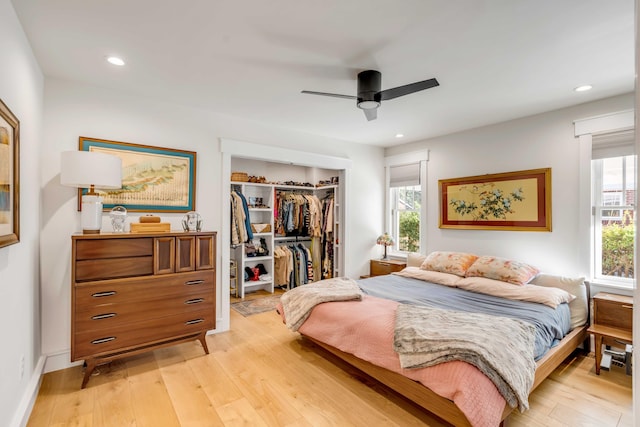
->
<box><xmin>303</xmin><ymin>326</ymin><xmax>588</xmax><ymax>426</ymax></box>
<box><xmin>300</xmin><ymin>282</ymin><xmax>592</xmax><ymax>427</ymax></box>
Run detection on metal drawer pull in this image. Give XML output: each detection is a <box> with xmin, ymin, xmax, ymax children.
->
<box><xmin>92</xmin><ymin>291</ymin><xmax>116</xmax><ymax>298</ymax></box>
<box><xmin>91</xmin><ymin>337</ymin><xmax>116</xmax><ymax>344</ymax></box>
<box><xmin>91</xmin><ymin>313</ymin><xmax>117</xmax><ymax>320</ymax></box>
<box><xmin>185</xmin><ymin>280</ymin><xmax>205</xmax><ymax>286</ymax></box>
<box><xmin>184</xmin><ymin>298</ymin><xmax>204</xmax><ymax>305</ymax></box>
<box><xmin>622</xmin><ymin>305</ymin><xmax>633</xmax><ymax>309</ymax></box>
<box><xmin>185</xmin><ymin>318</ymin><xmax>204</xmax><ymax>325</ymax></box>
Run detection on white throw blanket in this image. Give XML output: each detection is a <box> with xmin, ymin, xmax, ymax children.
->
<box><xmin>393</xmin><ymin>304</ymin><xmax>536</xmax><ymax>412</ymax></box>
<box><xmin>280</xmin><ymin>277</ymin><xmax>363</xmax><ymax>331</ymax></box>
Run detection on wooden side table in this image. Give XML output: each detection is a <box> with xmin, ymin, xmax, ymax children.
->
<box><xmin>370</xmin><ymin>259</ymin><xmax>406</xmax><ymax>277</ymax></box>
<box><xmin>587</xmin><ymin>292</ymin><xmax>633</xmax><ymax>375</ymax></box>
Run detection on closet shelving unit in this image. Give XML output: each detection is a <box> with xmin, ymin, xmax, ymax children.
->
<box><xmin>232</xmin><ymin>180</ymin><xmax>341</xmax><ymax>297</ymax></box>
<box><xmin>231</xmin><ymin>181</ymin><xmax>275</xmax><ymax>298</ymax></box>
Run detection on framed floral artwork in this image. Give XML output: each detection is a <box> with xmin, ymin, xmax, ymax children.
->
<box><xmin>439</xmin><ymin>168</ymin><xmax>551</xmax><ymax>231</ymax></box>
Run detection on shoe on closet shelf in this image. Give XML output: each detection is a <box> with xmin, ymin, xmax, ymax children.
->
<box><xmin>255</xmin><ymin>263</ymin><xmax>268</xmax><ymax>275</ymax></box>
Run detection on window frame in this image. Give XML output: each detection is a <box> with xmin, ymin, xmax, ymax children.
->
<box><xmin>384</xmin><ymin>151</ymin><xmax>428</xmax><ymax>258</ymax></box>
<box><xmin>591</xmin><ymin>155</ymin><xmax>636</xmax><ymax>286</ymax></box>
<box><xmin>575</xmin><ymin>110</ymin><xmax>635</xmax><ymax>291</ymax></box>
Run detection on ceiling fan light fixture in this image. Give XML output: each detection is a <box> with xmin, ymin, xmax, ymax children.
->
<box><xmin>358</xmin><ymin>100</ymin><xmax>380</xmax><ymax>110</ymax></box>
<box><xmin>106</xmin><ymin>56</ymin><xmax>125</xmax><ymax>66</ymax></box>
<box><xmin>574</xmin><ymin>84</ymin><xmax>592</xmax><ymax>92</ymax></box>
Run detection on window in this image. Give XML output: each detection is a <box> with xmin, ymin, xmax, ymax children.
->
<box><xmin>390</xmin><ymin>184</ymin><xmax>421</xmax><ymax>252</ymax></box>
<box><xmin>592</xmin><ymin>151</ymin><xmax>636</xmax><ymax>286</ymax></box>
<box><xmin>385</xmin><ymin>156</ymin><xmax>427</xmax><ymax>255</ymax></box>
<box><xmin>601</xmin><ymin>191</ymin><xmax>623</xmax><ymax>220</ymax></box>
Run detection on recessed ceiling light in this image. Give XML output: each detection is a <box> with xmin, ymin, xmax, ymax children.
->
<box><xmin>574</xmin><ymin>85</ymin><xmax>592</xmax><ymax>92</ymax></box>
<box><xmin>106</xmin><ymin>56</ymin><xmax>125</xmax><ymax>66</ymax></box>
<box><xmin>395</xmin><ymin>133</ymin><xmax>404</xmax><ymax>138</ymax></box>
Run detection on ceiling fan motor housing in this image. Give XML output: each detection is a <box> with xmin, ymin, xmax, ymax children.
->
<box><xmin>357</xmin><ymin>70</ymin><xmax>381</xmax><ymax>109</ymax></box>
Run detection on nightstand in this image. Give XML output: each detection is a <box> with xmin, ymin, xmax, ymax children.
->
<box><xmin>370</xmin><ymin>259</ymin><xmax>406</xmax><ymax>277</ymax></box>
<box><xmin>587</xmin><ymin>292</ymin><xmax>633</xmax><ymax>375</ymax></box>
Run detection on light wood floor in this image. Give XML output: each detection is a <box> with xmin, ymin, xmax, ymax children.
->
<box><xmin>28</xmin><ymin>290</ymin><xmax>633</xmax><ymax>427</ymax></box>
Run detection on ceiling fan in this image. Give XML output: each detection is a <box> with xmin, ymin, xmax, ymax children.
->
<box><xmin>301</xmin><ymin>70</ymin><xmax>439</xmax><ymax>121</ymax></box>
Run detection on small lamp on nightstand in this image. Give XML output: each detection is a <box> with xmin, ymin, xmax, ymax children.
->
<box><xmin>376</xmin><ymin>232</ymin><xmax>394</xmax><ymax>260</ymax></box>
<box><xmin>60</xmin><ymin>151</ymin><xmax>122</xmax><ymax>234</ymax></box>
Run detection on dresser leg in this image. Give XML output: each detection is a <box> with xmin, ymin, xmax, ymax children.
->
<box><xmin>81</xmin><ymin>359</ymin><xmax>97</xmax><ymax>389</ymax></box>
<box><xmin>198</xmin><ymin>332</ymin><xmax>210</xmax><ymax>354</ymax></box>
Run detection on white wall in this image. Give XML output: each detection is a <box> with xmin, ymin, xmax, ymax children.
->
<box><xmin>0</xmin><ymin>1</ymin><xmax>44</xmax><ymax>426</ymax></box>
<box><xmin>40</xmin><ymin>77</ymin><xmax>384</xmax><ymax>372</ymax></box>
<box><xmin>386</xmin><ymin>93</ymin><xmax>634</xmax><ymax>277</ymax></box>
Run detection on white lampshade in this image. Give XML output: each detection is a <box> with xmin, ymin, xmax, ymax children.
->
<box><xmin>60</xmin><ymin>151</ymin><xmax>122</xmax><ymax>234</ymax></box>
<box><xmin>60</xmin><ymin>151</ymin><xmax>122</xmax><ymax>189</ymax></box>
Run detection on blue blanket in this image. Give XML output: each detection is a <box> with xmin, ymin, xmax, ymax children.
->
<box><xmin>358</xmin><ymin>274</ymin><xmax>571</xmax><ymax>360</ymax></box>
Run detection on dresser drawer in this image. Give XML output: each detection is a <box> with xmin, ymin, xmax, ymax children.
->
<box><xmin>75</xmin><ymin>256</ymin><xmax>154</xmax><ymax>282</ymax></box>
<box><xmin>75</xmin><ymin>271</ymin><xmax>214</xmax><ymax>307</ymax></box>
<box><xmin>73</xmin><ymin>309</ymin><xmax>215</xmax><ymax>360</ymax></box>
<box><xmin>594</xmin><ymin>295</ymin><xmax>633</xmax><ymax>331</ymax></box>
<box><xmin>76</xmin><ymin>238</ymin><xmax>153</xmax><ymax>260</ymax></box>
<box><xmin>74</xmin><ymin>289</ymin><xmax>214</xmax><ymax>334</ymax></box>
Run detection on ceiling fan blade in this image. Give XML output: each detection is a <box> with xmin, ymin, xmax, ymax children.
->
<box><xmin>378</xmin><ymin>78</ymin><xmax>439</xmax><ymax>101</ymax></box>
<box><xmin>363</xmin><ymin>108</ymin><xmax>377</xmax><ymax>121</ymax></box>
<box><xmin>301</xmin><ymin>90</ymin><xmax>356</xmax><ymax>100</ymax></box>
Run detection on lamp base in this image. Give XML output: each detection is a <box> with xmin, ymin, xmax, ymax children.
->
<box><xmin>380</xmin><ymin>245</ymin><xmax>388</xmax><ymax>260</ymax></box>
<box><xmin>81</xmin><ymin>194</ymin><xmax>103</xmax><ymax>234</ymax></box>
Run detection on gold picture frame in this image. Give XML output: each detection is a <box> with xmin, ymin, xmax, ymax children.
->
<box><xmin>79</xmin><ymin>137</ymin><xmax>197</xmax><ymax>213</ymax></box>
<box><xmin>0</xmin><ymin>98</ymin><xmax>19</xmax><ymax>248</ymax></box>
<box><xmin>439</xmin><ymin>168</ymin><xmax>551</xmax><ymax>231</ymax></box>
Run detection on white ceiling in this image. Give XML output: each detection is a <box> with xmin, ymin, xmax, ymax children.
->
<box><xmin>11</xmin><ymin>0</ymin><xmax>635</xmax><ymax>147</ymax></box>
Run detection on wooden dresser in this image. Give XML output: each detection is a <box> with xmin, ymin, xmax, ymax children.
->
<box><xmin>587</xmin><ymin>292</ymin><xmax>633</xmax><ymax>374</ymax></box>
<box><xmin>71</xmin><ymin>231</ymin><xmax>216</xmax><ymax>388</ymax></box>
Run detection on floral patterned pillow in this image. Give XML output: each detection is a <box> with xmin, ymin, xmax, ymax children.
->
<box><xmin>420</xmin><ymin>251</ymin><xmax>479</xmax><ymax>277</ymax></box>
<box><xmin>465</xmin><ymin>256</ymin><xmax>539</xmax><ymax>286</ymax></box>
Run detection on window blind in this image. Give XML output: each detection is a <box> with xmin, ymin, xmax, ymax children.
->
<box><xmin>592</xmin><ymin>130</ymin><xmax>635</xmax><ymax>159</ymax></box>
<box><xmin>389</xmin><ymin>162</ymin><xmax>420</xmax><ymax>187</ymax></box>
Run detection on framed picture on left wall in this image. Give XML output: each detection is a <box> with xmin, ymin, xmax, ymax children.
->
<box><xmin>0</xmin><ymin>98</ymin><xmax>19</xmax><ymax>248</ymax></box>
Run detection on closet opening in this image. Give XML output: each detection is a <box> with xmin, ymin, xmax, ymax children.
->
<box><xmin>220</xmin><ymin>139</ymin><xmax>351</xmax><ymax>332</ymax></box>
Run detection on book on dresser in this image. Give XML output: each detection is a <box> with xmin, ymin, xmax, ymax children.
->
<box><xmin>71</xmin><ymin>231</ymin><xmax>216</xmax><ymax>388</ymax></box>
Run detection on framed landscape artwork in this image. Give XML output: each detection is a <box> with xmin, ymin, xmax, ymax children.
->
<box><xmin>439</xmin><ymin>168</ymin><xmax>551</xmax><ymax>231</ymax></box>
<box><xmin>0</xmin><ymin>98</ymin><xmax>19</xmax><ymax>248</ymax></box>
<box><xmin>79</xmin><ymin>137</ymin><xmax>197</xmax><ymax>212</ymax></box>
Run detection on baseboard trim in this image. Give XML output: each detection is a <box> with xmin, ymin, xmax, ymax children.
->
<box><xmin>43</xmin><ymin>350</ymin><xmax>82</xmax><ymax>374</ymax></box>
<box><xmin>10</xmin><ymin>355</ymin><xmax>45</xmax><ymax>427</ymax></box>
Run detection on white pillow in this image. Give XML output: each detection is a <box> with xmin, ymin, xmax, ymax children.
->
<box><xmin>457</xmin><ymin>276</ymin><xmax>575</xmax><ymax>308</ymax></box>
<box><xmin>406</xmin><ymin>252</ymin><xmax>427</xmax><ymax>268</ymax></box>
<box><xmin>529</xmin><ymin>274</ymin><xmax>587</xmax><ymax>329</ymax></box>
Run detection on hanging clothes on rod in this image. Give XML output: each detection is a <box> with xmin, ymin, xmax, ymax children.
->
<box><xmin>230</xmin><ymin>189</ymin><xmax>253</xmax><ymax>245</ymax></box>
<box><xmin>321</xmin><ymin>194</ymin><xmax>334</xmax><ymax>279</ymax></box>
<box><xmin>274</xmin><ymin>191</ymin><xmax>323</xmax><ymax>237</ymax></box>
<box><xmin>273</xmin><ymin>241</ymin><xmax>314</xmax><ymax>289</ymax></box>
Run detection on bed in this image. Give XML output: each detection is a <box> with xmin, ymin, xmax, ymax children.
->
<box><xmin>278</xmin><ymin>252</ymin><xmax>590</xmax><ymax>427</ymax></box>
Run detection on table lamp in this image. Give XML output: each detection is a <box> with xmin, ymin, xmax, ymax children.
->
<box><xmin>376</xmin><ymin>232</ymin><xmax>394</xmax><ymax>260</ymax></box>
<box><xmin>60</xmin><ymin>151</ymin><xmax>122</xmax><ymax>234</ymax></box>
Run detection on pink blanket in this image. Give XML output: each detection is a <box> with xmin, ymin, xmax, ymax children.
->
<box><xmin>284</xmin><ymin>295</ymin><xmax>507</xmax><ymax>427</ymax></box>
